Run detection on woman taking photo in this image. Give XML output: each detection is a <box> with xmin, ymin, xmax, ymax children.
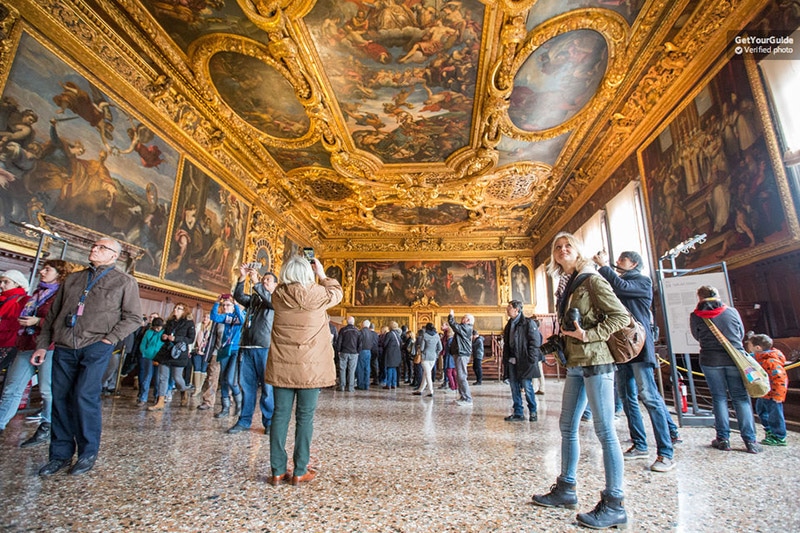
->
<box><xmin>149</xmin><ymin>303</ymin><xmax>195</xmax><ymax>411</ymax></box>
<box><xmin>0</xmin><ymin>261</ymin><xmax>70</xmax><ymax>445</ymax></box>
<box><xmin>266</xmin><ymin>255</ymin><xmax>342</xmax><ymax>486</ymax></box>
<box><xmin>690</xmin><ymin>285</ymin><xmax>760</xmax><ymax>454</ymax></box>
<box><xmin>532</xmin><ymin>232</ymin><xmax>629</xmax><ymax>530</ymax></box>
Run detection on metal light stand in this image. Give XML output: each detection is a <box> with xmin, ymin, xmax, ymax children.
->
<box><xmin>656</xmin><ymin>234</ymin><xmax>732</xmax><ymax>427</ymax></box>
<box><xmin>9</xmin><ymin>221</ymin><xmax>69</xmax><ymax>286</ymax></box>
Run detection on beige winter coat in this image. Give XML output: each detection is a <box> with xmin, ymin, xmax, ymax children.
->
<box><xmin>265</xmin><ymin>277</ymin><xmax>343</xmax><ymax>389</ymax></box>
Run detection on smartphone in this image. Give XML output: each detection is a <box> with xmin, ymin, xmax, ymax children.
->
<box><xmin>302</xmin><ymin>247</ymin><xmax>315</xmax><ymax>262</ymax></box>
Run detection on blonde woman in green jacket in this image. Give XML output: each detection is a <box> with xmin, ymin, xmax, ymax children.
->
<box><xmin>532</xmin><ymin>232</ymin><xmax>630</xmax><ymax>530</ymax></box>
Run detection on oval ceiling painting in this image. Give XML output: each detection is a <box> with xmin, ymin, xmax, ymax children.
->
<box><xmin>509</xmin><ymin>30</ymin><xmax>608</xmax><ymax>132</ymax></box>
<box><xmin>209</xmin><ymin>52</ymin><xmax>310</xmax><ymax>138</ymax></box>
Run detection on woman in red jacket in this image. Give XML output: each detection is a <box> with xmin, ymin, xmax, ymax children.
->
<box><xmin>0</xmin><ymin>261</ymin><xmax>70</xmax><ymax>445</ymax></box>
<box><xmin>0</xmin><ymin>269</ymin><xmax>30</xmax><ymax>376</ymax></box>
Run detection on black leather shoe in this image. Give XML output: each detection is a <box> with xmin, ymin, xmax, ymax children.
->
<box><xmin>69</xmin><ymin>454</ymin><xmax>97</xmax><ymax>476</ymax></box>
<box><xmin>21</xmin><ymin>422</ymin><xmax>51</xmax><ymax>448</ymax></box>
<box><xmin>504</xmin><ymin>414</ymin><xmax>526</xmax><ymax>422</ymax></box>
<box><xmin>530</xmin><ymin>413</ymin><xmax>538</xmax><ymax>422</ymax></box>
<box><xmin>39</xmin><ymin>458</ymin><xmax>72</xmax><ymax>477</ymax></box>
<box><xmin>226</xmin><ymin>424</ymin><xmax>249</xmax><ymax>434</ymax></box>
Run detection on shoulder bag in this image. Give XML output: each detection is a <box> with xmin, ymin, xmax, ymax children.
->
<box><xmin>583</xmin><ymin>276</ymin><xmax>646</xmax><ymax>364</ymax></box>
<box><xmin>702</xmin><ymin>318</ymin><xmax>769</xmax><ymax>398</ymax></box>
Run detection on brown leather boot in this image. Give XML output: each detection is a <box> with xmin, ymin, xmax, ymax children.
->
<box><xmin>180</xmin><ymin>390</ymin><xmax>189</xmax><ymax>406</ymax></box>
<box><xmin>148</xmin><ymin>396</ymin><xmax>166</xmax><ymax>411</ymax></box>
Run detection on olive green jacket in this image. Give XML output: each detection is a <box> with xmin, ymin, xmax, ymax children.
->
<box><xmin>561</xmin><ymin>269</ymin><xmax>629</xmax><ymax>368</ymax></box>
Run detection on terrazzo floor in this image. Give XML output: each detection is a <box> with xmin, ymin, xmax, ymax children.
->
<box><xmin>0</xmin><ymin>379</ymin><xmax>798</xmax><ymax>532</ymax></box>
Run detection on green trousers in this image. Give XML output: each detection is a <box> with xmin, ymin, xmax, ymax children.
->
<box><xmin>269</xmin><ymin>387</ymin><xmax>320</xmax><ymax>477</ymax></box>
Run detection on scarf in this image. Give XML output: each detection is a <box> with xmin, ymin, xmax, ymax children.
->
<box><xmin>20</xmin><ymin>281</ymin><xmax>59</xmax><ymax>318</ymax></box>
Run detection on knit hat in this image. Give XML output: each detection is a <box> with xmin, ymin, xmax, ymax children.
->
<box><xmin>0</xmin><ymin>269</ymin><xmax>30</xmax><ymax>292</ymax></box>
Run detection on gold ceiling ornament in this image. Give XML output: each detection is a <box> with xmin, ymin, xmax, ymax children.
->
<box><xmin>490</xmin><ymin>8</ymin><xmax>630</xmax><ymax>143</ymax></box>
<box><xmin>0</xmin><ymin>3</ymin><xmax>20</xmax><ymax>66</ymax></box>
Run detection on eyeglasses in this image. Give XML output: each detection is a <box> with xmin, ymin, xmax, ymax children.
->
<box><xmin>92</xmin><ymin>243</ymin><xmax>118</xmax><ymax>254</ymax></box>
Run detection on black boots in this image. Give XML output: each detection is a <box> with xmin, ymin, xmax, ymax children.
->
<box><xmin>576</xmin><ymin>491</ymin><xmax>628</xmax><ymax>530</ymax></box>
<box><xmin>214</xmin><ymin>397</ymin><xmax>231</xmax><ymax>418</ymax></box>
<box><xmin>233</xmin><ymin>393</ymin><xmax>243</xmax><ymax>417</ymax></box>
<box><xmin>532</xmin><ymin>476</ymin><xmax>578</xmax><ymax>509</ymax></box>
<box><xmin>20</xmin><ymin>422</ymin><xmax>51</xmax><ymax>448</ymax></box>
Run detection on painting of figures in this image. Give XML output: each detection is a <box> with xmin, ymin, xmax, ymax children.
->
<box><xmin>305</xmin><ymin>0</ymin><xmax>483</xmax><ymax>164</ymax></box>
<box><xmin>0</xmin><ymin>33</ymin><xmax>178</xmax><ymax>276</ymax></box>
<box><xmin>354</xmin><ymin>260</ymin><xmax>497</xmax><ymax>306</ymax></box>
<box><xmin>639</xmin><ymin>56</ymin><xmax>793</xmax><ymax>268</ymax></box>
<box><xmin>164</xmin><ymin>159</ymin><xmax>250</xmax><ymax>294</ymax></box>
<box><xmin>511</xmin><ymin>264</ymin><xmax>532</xmax><ymax>305</ymax></box>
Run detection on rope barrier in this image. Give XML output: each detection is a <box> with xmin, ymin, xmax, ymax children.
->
<box><xmin>658</xmin><ymin>356</ymin><xmax>800</xmax><ymax>376</ymax></box>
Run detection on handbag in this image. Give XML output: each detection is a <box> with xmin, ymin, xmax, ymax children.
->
<box><xmin>606</xmin><ymin>314</ymin><xmax>647</xmax><ymax>364</ymax></box>
<box><xmin>170</xmin><ymin>341</ymin><xmax>188</xmax><ymax>360</ymax></box>
<box><xmin>582</xmin><ymin>277</ymin><xmax>646</xmax><ymax>364</ymax></box>
<box><xmin>216</xmin><ymin>343</ymin><xmax>233</xmax><ymax>361</ymax></box>
<box><xmin>702</xmin><ymin>318</ymin><xmax>769</xmax><ymax>398</ymax></box>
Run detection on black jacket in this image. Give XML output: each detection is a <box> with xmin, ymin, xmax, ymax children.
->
<box><xmin>448</xmin><ymin>314</ymin><xmax>473</xmax><ymax>357</ymax></box>
<box><xmin>597</xmin><ymin>265</ymin><xmax>655</xmax><ymax>366</ymax></box>
<box><xmin>502</xmin><ymin>314</ymin><xmax>543</xmax><ymax>380</ymax></box>
<box><xmin>336</xmin><ymin>324</ymin><xmax>361</xmax><ymax>354</ymax></box>
<box><xmin>472</xmin><ymin>336</ymin><xmax>484</xmax><ymax>360</ymax></box>
<box><xmin>234</xmin><ymin>279</ymin><xmax>274</xmax><ymax>349</ymax></box>
<box><xmin>156</xmin><ymin>317</ymin><xmax>195</xmax><ymax>367</ymax></box>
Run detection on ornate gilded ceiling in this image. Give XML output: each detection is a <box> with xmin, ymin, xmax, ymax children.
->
<box><xmin>14</xmin><ymin>0</ymin><xmax>768</xmax><ymax>251</ymax></box>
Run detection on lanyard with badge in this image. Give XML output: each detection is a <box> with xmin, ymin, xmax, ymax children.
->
<box><xmin>66</xmin><ymin>266</ymin><xmax>114</xmax><ymax>327</ymax></box>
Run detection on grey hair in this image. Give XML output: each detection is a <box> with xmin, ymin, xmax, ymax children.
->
<box><xmin>280</xmin><ymin>255</ymin><xmax>315</xmax><ymax>286</ymax></box>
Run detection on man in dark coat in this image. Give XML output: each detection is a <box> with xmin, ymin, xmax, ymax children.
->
<box><xmin>502</xmin><ymin>300</ymin><xmax>542</xmax><ymax>421</ymax></box>
<box><xmin>335</xmin><ymin>316</ymin><xmax>361</xmax><ymax>392</ymax></box>
<box><xmin>471</xmin><ymin>330</ymin><xmax>484</xmax><ymax>385</ymax></box>
<box><xmin>595</xmin><ymin>251</ymin><xmax>678</xmax><ymax>473</ymax></box>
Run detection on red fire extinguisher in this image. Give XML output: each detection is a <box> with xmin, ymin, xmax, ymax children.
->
<box><xmin>678</xmin><ymin>376</ymin><xmax>688</xmax><ymax>413</ymax></box>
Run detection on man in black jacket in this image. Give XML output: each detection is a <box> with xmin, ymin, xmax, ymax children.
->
<box><xmin>502</xmin><ymin>300</ymin><xmax>542</xmax><ymax>422</ymax></box>
<box><xmin>595</xmin><ymin>251</ymin><xmax>678</xmax><ymax>473</ymax></box>
<box><xmin>227</xmin><ymin>263</ymin><xmax>277</xmax><ymax>435</ymax></box>
<box><xmin>471</xmin><ymin>330</ymin><xmax>484</xmax><ymax>385</ymax></box>
<box><xmin>336</xmin><ymin>316</ymin><xmax>361</xmax><ymax>392</ymax></box>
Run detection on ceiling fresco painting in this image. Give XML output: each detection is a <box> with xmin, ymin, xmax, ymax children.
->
<box><xmin>28</xmin><ymin>0</ymin><xmax>771</xmax><ymax>250</ymax></box>
<box><xmin>305</xmin><ymin>0</ymin><xmax>483</xmax><ymax>164</ymax></box>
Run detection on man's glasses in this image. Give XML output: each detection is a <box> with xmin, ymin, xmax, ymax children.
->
<box><xmin>92</xmin><ymin>243</ymin><xmax>118</xmax><ymax>254</ymax></box>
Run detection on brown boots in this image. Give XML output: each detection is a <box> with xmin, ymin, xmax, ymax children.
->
<box><xmin>148</xmin><ymin>396</ymin><xmax>166</xmax><ymax>411</ymax></box>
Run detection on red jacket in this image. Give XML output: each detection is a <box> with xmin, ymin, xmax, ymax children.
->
<box><xmin>0</xmin><ymin>287</ymin><xmax>29</xmax><ymax>348</ymax></box>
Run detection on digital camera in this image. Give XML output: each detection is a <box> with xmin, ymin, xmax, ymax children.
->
<box><xmin>562</xmin><ymin>307</ymin><xmax>582</xmax><ymax>331</ymax></box>
<box><xmin>541</xmin><ymin>334</ymin><xmax>566</xmax><ymax>366</ymax></box>
<box><xmin>302</xmin><ymin>247</ymin><xmax>315</xmax><ymax>262</ymax></box>
<box><xmin>65</xmin><ymin>312</ymin><xmax>77</xmax><ymax>328</ymax></box>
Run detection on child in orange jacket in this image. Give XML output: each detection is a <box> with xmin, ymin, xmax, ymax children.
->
<box><xmin>745</xmin><ymin>333</ymin><xmax>788</xmax><ymax>446</ymax></box>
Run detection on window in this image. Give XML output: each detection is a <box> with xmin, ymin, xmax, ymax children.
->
<box><xmin>606</xmin><ymin>181</ymin><xmax>651</xmax><ymax>275</ymax></box>
<box><xmin>533</xmin><ymin>263</ymin><xmax>549</xmax><ymax>314</ymax></box>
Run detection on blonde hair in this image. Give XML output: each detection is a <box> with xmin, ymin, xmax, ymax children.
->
<box><xmin>281</xmin><ymin>255</ymin><xmax>315</xmax><ymax>286</ymax></box>
<box><xmin>546</xmin><ymin>231</ymin><xmax>591</xmax><ymax>276</ymax></box>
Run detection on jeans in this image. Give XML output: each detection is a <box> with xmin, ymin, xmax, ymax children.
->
<box><xmin>237</xmin><ymin>348</ymin><xmax>273</xmax><ymax>428</ymax></box>
<box><xmin>560</xmin><ymin>366</ymin><xmax>624</xmax><ymax>498</ymax></box>
<box><xmin>338</xmin><ymin>352</ymin><xmax>358</xmax><ymax>391</ymax></box>
<box><xmin>617</xmin><ymin>362</ymin><xmax>674</xmax><ymax>458</ymax></box>
<box><xmin>385</xmin><ymin>367</ymin><xmax>398</xmax><ymax>387</ymax></box>
<box><xmin>192</xmin><ymin>354</ymin><xmax>208</xmax><ymax>373</ymax></box>
<box><xmin>218</xmin><ymin>353</ymin><xmax>240</xmax><ymax>400</ymax></box>
<box><xmin>270</xmin><ymin>387</ymin><xmax>320</xmax><ymax>477</ymax></box>
<box><xmin>356</xmin><ymin>350</ymin><xmax>372</xmax><ymax>389</ymax></box>
<box><xmin>456</xmin><ymin>356</ymin><xmax>472</xmax><ymax>401</ymax></box>
<box><xmin>50</xmin><ymin>341</ymin><xmax>114</xmax><ymax>460</ymax></box>
<box><xmin>701</xmin><ymin>364</ymin><xmax>757</xmax><ymax>443</ymax></box>
<box><xmin>157</xmin><ymin>364</ymin><xmax>188</xmax><ymax>395</ymax></box>
<box><xmin>755</xmin><ymin>398</ymin><xmax>786</xmax><ymax>440</ymax></box>
<box><xmin>508</xmin><ymin>363</ymin><xmax>536</xmax><ymax>417</ymax></box>
<box><xmin>138</xmin><ymin>358</ymin><xmax>156</xmax><ymax>402</ymax></box>
<box><xmin>0</xmin><ymin>349</ymin><xmax>53</xmax><ymax>429</ymax></box>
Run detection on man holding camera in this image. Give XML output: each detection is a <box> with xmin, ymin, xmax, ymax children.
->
<box><xmin>228</xmin><ymin>263</ymin><xmax>278</xmax><ymax>434</ymax></box>
<box><xmin>447</xmin><ymin>310</ymin><xmax>474</xmax><ymax>406</ymax></box>
<box><xmin>502</xmin><ymin>300</ymin><xmax>543</xmax><ymax>422</ymax></box>
<box><xmin>594</xmin><ymin>250</ymin><xmax>677</xmax><ymax>473</ymax></box>
<box><xmin>32</xmin><ymin>238</ymin><xmax>142</xmax><ymax>476</ymax></box>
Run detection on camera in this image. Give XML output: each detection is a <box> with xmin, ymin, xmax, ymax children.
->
<box><xmin>302</xmin><ymin>247</ymin><xmax>315</xmax><ymax>262</ymax></box>
<box><xmin>65</xmin><ymin>312</ymin><xmax>77</xmax><ymax>328</ymax></box>
<box><xmin>245</xmin><ymin>262</ymin><xmax>261</xmax><ymax>270</ymax></box>
<box><xmin>541</xmin><ymin>334</ymin><xmax>566</xmax><ymax>366</ymax></box>
<box><xmin>563</xmin><ymin>307</ymin><xmax>581</xmax><ymax>331</ymax></box>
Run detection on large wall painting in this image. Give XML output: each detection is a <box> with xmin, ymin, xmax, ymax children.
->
<box><xmin>639</xmin><ymin>54</ymin><xmax>798</xmax><ymax>269</ymax></box>
<box><xmin>0</xmin><ymin>32</ymin><xmax>179</xmax><ymax>277</ymax></box>
<box><xmin>164</xmin><ymin>159</ymin><xmax>250</xmax><ymax>294</ymax></box>
<box><xmin>355</xmin><ymin>260</ymin><xmax>497</xmax><ymax>307</ymax></box>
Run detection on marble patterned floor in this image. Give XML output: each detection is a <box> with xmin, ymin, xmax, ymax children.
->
<box><xmin>1</xmin><ymin>380</ymin><xmax>798</xmax><ymax>532</ymax></box>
